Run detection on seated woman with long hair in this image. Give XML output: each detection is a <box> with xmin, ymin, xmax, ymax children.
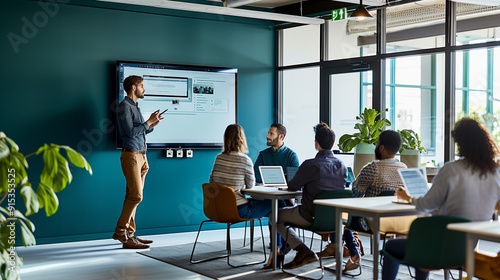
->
<box><xmin>382</xmin><ymin>118</ymin><xmax>500</xmax><ymax>280</ymax></box>
<box><xmin>209</xmin><ymin>124</ymin><xmax>286</xmax><ymax>268</ymax></box>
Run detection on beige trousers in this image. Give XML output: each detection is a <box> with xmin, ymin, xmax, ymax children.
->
<box><xmin>115</xmin><ymin>151</ymin><xmax>149</xmax><ymax>235</ymax></box>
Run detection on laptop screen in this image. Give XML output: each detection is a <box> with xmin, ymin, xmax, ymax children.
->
<box><xmin>398</xmin><ymin>168</ymin><xmax>428</xmax><ymax>198</ymax></box>
<box><xmin>287</xmin><ymin>166</ymin><xmax>299</xmax><ymax>181</ymax></box>
<box><xmin>259</xmin><ymin>166</ymin><xmax>287</xmax><ymax>185</ymax></box>
<box><xmin>346</xmin><ymin>167</ymin><xmax>355</xmax><ymax>184</ymax></box>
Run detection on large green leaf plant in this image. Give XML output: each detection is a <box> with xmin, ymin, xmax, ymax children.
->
<box><xmin>338</xmin><ymin>108</ymin><xmax>391</xmax><ymax>153</ymax></box>
<box><xmin>0</xmin><ymin>132</ymin><xmax>92</xmax><ymax>280</ymax></box>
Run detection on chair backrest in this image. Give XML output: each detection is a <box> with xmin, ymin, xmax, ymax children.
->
<box><xmin>402</xmin><ymin>215</ymin><xmax>471</xmax><ymax>269</ymax></box>
<box><xmin>309</xmin><ymin>189</ymin><xmax>353</xmax><ymax>232</ymax></box>
<box><xmin>202</xmin><ymin>183</ymin><xmax>244</xmax><ymax>224</ymax></box>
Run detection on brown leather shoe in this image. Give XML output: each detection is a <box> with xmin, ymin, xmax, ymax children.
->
<box><xmin>122</xmin><ymin>238</ymin><xmax>150</xmax><ymax>249</ymax></box>
<box><xmin>130</xmin><ymin>236</ymin><xmax>153</xmax><ymax>244</ymax></box>
<box><xmin>316</xmin><ymin>243</ymin><xmax>337</xmax><ymax>258</ymax></box>
<box><xmin>112</xmin><ymin>232</ymin><xmax>127</xmax><ymax>243</ymax></box>
<box><xmin>283</xmin><ymin>251</ymin><xmax>319</xmax><ymax>269</ymax></box>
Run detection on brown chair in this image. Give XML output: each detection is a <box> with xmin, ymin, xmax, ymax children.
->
<box><xmin>190</xmin><ymin>183</ymin><xmax>267</xmax><ymax>267</ymax></box>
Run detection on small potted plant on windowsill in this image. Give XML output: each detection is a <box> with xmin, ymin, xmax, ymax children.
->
<box><xmin>338</xmin><ymin>108</ymin><xmax>391</xmax><ymax>176</ymax></box>
<box><xmin>398</xmin><ymin>129</ymin><xmax>427</xmax><ymax>168</ymax></box>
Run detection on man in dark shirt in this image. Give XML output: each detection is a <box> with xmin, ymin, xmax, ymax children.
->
<box><xmin>276</xmin><ymin>122</ymin><xmax>349</xmax><ymax>269</ymax></box>
<box><xmin>113</xmin><ymin>75</ymin><xmax>163</xmax><ymax>249</ymax></box>
<box><xmin>254</xmin><ymin>123</ymin><xmax>299</xmax><ymax>183</ymax></box>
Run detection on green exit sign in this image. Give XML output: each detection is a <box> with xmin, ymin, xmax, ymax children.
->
<box><xmin>332</xmin><ymin>8</ymin><xmax>347</xmax><ymax>21</ymax></box>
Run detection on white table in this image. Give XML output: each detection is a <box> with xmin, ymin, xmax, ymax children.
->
<box><xmin>314</xmin><ymin>196</ymin><xmax>424</xmax><ymax>280</ymax></box>
<box><xmin>241</xmin><ymin>186</ymin><xmax>302</xmax><ymax>270</ymax></box>
<box><xmin>447</xmin><ymin>221</ymin><xmax>500</xmax><ymax>280</ymax></box>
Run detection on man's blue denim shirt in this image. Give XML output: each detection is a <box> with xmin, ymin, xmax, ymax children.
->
<box><xmin>117</xmin><ymin>96</ymin><xmax>153</xmax><ymax>151</ymax></box>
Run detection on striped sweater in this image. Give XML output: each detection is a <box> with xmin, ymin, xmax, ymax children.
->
<box><xmin>209</xmin><ymin>151</ymin><xmax>255</xmax><ymax>205</ymax></box>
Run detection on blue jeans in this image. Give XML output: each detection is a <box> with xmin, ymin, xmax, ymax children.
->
<box><xmin>382</xmin><ymin>239</ymin><xmax>429</xmax><ymax>280</ymax></box>
<box><xmin>329</xmin><ymin>229</ymin><xmax>360</xmax><ymax>257</ymax></box>
<box><xmin>237</xmin><ymin>199</ymin><xmax>287</xmax><ymax>249</ymax></box>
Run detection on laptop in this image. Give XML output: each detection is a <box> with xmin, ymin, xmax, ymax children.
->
<box><xmin>393</xmin><ymin>167</ymin><xmax>429</xmax><ymax>204</ymax></box>
<box><xmin>346</xmin><ymin>167</ymin><xmax>356</xmax><ymax>184</ymax></box>
<box><xmin>287</xmin><ymin>166</ymin><xmax>299</xmax><ymax>182</ymax></box>
<box><xmin>259</xmin><ymin>166</ymin><xmax>288</xmax><ymax>188</ymax></box>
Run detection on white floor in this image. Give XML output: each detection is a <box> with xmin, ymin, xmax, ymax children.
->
<box><xmin>18</xmin><ymin>229</ymin><xmax>232</xmax><ymax>280</ymax></box>
<box><xmin>17</xmin><ymin>228</ymin><xmax>500</xmax><ymax>280</ymax></box>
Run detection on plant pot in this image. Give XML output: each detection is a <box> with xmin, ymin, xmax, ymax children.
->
<box><xmin>400</xmin><ymin>149</ymin><xmax>420</xmax><ymax>168</ymax></box>
<box><xmin>353</xmin><ymin>143</ymin><xmax>375</xmax><ymax>177</ymax></box>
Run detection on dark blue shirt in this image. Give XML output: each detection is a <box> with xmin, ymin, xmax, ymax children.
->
<box><xmin>254</xmin><ymin>145</ymin><xmax>300</xmax><ymax>183</ymax></box>
<box><xmin>288</xmin><ymin>150</ymin><xmax>347</xmax><ymax>222</ymax></box>
<box><xmin>117</xmin><ymin>96</ymin><xmax>153</xmax><ymax>151</ymax></box>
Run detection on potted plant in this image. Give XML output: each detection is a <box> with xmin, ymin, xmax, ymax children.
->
<box><xmin>0</xmin><ymin>132</ymin><xmax>92</xmax><ymax>280</ymax></box>
<box><xmin>398</xmin><ymin>129</ymin><xmax>427</xmax><ymax>168</ymax></box>
<box><xmin>338</xmin><ymin>108</ymin><xmax>391</xmax><ymax>176</ymax></box>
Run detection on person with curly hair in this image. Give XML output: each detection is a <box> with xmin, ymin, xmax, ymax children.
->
<box><xmin>382</xmin><ymin>118</ymin><xmax>500</xmax><ymax>280</ymax></box>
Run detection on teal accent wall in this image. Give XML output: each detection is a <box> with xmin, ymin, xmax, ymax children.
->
<box><xmin>1</xmin><ymin>0</ymin><xmax>275</xmax><ymax>244</ymax></box>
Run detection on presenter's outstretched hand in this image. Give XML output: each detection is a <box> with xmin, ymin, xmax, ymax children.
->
<box><xmin>147</xmin><ymin>110</ymin><xmax>164</xmax><ymax>128</ymax></box>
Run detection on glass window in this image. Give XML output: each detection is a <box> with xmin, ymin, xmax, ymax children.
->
<box><xmin>330</xmin><ymin>71</ymin><xmax>372</xmax><ymax>148</ymax></box>
<box><xmin>456</xmin><ymin>3</ymin><xmax>500</xmax><ymax>46</ymax></box>
<box><xmin>281</xmin><ymin>25</ymin><xmax>320</xmax><ymax>66</ymax></box>
<box><xmin>456</xmin><ymin>47</ymin><xmax>500</xmax><ymax>143</ymax></box>
<box><xmin>385</xmin><ymin>53</ymin><xmax>445</xmax><ymax>166</ymax></box>
<box><xmin>327</xmin><ymin>20</ymin><xmax>368</xmax><ymax>60</ymax></box>
<box><xmin>383</xmin><ymin>0</ymin><xmax>445</xmax><ymax>53</ymax></box>
<box><xmin>282</xmin><ymin>67</ymin><xmax>320</xmax><ymax>161</ymax></box>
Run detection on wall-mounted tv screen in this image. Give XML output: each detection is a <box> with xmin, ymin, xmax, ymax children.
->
<box><xmin>116</xmin><ymin>60</ymin><xmax>237</xmax><ymax>149</ymax></box>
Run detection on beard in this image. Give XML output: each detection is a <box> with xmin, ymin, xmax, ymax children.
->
<box><xmin>267</xmin><ymin>137</ymin><xmax>279</xmax><ymax>147</ymax></box>
<box><xmin>375</xmin><ymin>146</ymin><xmax>382</xmax><ymax>160</ymax></box>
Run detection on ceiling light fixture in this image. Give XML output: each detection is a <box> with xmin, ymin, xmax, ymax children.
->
<box><xmin>348</xmin><ymin>0</ymin><xmax>373</xmax><ymax>21</ymax></box>
<box><xmin>222</xmin><ymin>0</ymin><xmax>260</xmax><ymax>8</ymax></box>
<box><xmin>96</xmin><ymin>0</ymin><xmax>324</xmax><ymax>25</ymax></box>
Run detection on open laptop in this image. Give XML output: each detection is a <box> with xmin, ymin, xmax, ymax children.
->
<box><xmin>287</xmin><ymin>166</ymin><xmax>299</xmax><ymax>182</ymax></box>
<box><xmin>259</xmin><ymin>166</ymin><xmax>288</xmax><ymax>188</ymax></box>
<box><xmin>347</xmin><ymin>167</ymin><xmax>356</xmax><ymax>185</ymax></box>
<box><xmin>393</xmin><ymin>167</ymin><xmax>429</xmax><ymax>204</ymax></box>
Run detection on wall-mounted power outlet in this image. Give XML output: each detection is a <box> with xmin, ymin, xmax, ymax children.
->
<box><xmin>186</xmin><ymin>149</ymin><xmax>193</xmax><ymax>158</ymax></box>
<box><xmin>166</xmin><ymin>149</ymin><xmax>174</xmax><ymax>158</ymax></box>
<box><xmin>176</xmin><ymin>149</ymin><xmax>184</xmax><ymax>158</ymax></box>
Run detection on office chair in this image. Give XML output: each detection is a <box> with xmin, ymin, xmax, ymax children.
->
<box><xmin>380</xmin><ymin>215</ymin><xmax>471</xmax><ymax>280</ymax></box>
<box><xmin>190</xmin><ymin>183</ymin><xmax>267</xmax><ymax>268</ymax></box>
<box><xmin>282</xmin><ymin>189</ymin><xmax>359</xmax><ymax>280</ymax></box>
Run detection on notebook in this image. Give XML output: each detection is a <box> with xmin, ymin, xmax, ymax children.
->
<box><xmin>393</xmin><ymin>167</ymin><xmax>429</xmax><ymax>204</ymax></box>
<box><xmin>259</xmin><ymin>166</ymin><xmax>288</xmax><ymax>187</ymax></box>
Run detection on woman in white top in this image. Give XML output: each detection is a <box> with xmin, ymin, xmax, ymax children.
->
<box><xmin>382</xmin><ymin>118</ymin><xmax>500</xmax><ymax>280</ymax></box>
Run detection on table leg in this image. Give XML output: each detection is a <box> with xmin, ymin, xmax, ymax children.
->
<box><xmin>372</xmin><ymin>216</ymin><xmax>380</xmax><ymax>280</ymax></box>
<box><xmin>271</xmin><ymin>198</ymin><xmax>278</xmax><ymax>270</ymax></box>
<box><xmin>465</xmin><ymin>234</ymin><xmax>478</xmax><ymax>280</ymax></box>
<box><xmin>336</xmin><ymin>208</ymin><xmax>343</xmax><ymax>279</ymax></box>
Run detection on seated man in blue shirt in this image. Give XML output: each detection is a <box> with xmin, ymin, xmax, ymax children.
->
<box><xmin>277</xmin><ymin>122</ymin><xmax>360</xmax><ymax>269</ymax></box>
<box><xmin>254</xmin><ymin>123</ymin><xmax>299</xmax><ymax>182</ymax></box>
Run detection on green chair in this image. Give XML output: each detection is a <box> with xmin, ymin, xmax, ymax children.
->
<box><xmin>282</xmin><ymin>189</ymin><xmax>358</xmax><ymax>280</ymax></box>
<box><xmin>380</xmin><ymin>215</ymin><xmax>471</xmax><ymax>279</ymax></box>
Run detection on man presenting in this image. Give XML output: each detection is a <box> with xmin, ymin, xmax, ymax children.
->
<box><xmin>113</xmin><ymin>75</ymin><xmax>164</xmax><ymax>249</ymax></box>
<box><xmin>254</xmin><ymin>123</ymin><xmax>299</xmax><ymax>182</ymax></box>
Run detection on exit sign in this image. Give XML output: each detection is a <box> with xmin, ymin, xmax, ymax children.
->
<box><xmin>332</xmin><ymin>8</ymin><xmax>347</xmax><ymax>21</ymax></box>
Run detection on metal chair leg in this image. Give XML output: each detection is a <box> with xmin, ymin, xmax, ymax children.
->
<box><xmin>227</xmin><ymin>218</ymin><xmax>267</xmax><ymax>268</ymax></box>
<box><xmin>190</xmin><ymin>220</ymin><xmax>230</xmax><ymax>264</ymax></box>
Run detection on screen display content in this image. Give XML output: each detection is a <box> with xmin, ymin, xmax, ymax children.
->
<box><xmin>116</xmin><ymin>60</ymin><xmax>237</xmax><ymax>149</ymax></box>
